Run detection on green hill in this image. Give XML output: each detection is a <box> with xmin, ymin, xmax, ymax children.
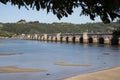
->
<box><xmin>0</xmin><ymin>22</ymin><xmax>120</xmax><ymax>37</ymax></box>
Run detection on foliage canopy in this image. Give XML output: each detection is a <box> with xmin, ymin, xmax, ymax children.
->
<box><xmin>112</xmin><ymin>27</ymin><xmax>120</xmax><ymax>38</ymax></box>
<box><xmin>0</xmin><ymin>0</ymin><xmax>120</xmax><ymax>23</ymax></box>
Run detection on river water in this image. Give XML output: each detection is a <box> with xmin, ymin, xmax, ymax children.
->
<box><xmin>0</xmin><ymin>39</ymin><xmax>120</xmax><ymax>80</ymax></box>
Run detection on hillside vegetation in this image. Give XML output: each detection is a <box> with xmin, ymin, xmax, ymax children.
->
<box><xmin>0</xmin><ymin>22</ymin><xmax>120</xmax><ymax>37</ymax></box>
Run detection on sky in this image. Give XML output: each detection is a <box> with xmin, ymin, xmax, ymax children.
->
<box><xmin>0</xmin><ymin>3</ymin><xmax>101</xmax><ymax>24</ymax></box>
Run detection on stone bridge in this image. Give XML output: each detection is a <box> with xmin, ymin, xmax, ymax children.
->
<box><xmin>22</xmin><ymin>33</ymin><xmax>120</xmax><ymax>45</ymax></box>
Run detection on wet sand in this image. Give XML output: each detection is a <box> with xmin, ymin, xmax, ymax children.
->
<box><xmin>55</xmin><ymin>62</ymin><xmax>91</xmax><ymax>67</ymax></box>
<box><xmin>63</xmin><ymin>67</ymin><xmax>120</xmax><ymax>80</ymax></box>
<box><xmin>113</xmin><ymin>52</ymin><xmax>120</xmax><ymax>54</ymax></box>
<box><xmin>0</xmin><ymin>42</ymin><xmax>6</xmax><ymax>44</ymax></box>
<box><xmin>0</xmin><ymin>53</ymin><xmax>23</xmax><ymax>56</ymax></box>
<box><xmin>0</xmin><ymin>66</ymin><xmax>47</xmax><ymax>73</ymax></box>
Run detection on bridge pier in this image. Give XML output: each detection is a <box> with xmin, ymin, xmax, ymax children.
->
<box><xmin>41</xmin><ymin>36</ymin><xmax>44</xmax><ymax>41</ymax></box>
<box><xmin>56</xmin><ymin>33</ymin><xmax>61</xmax><ymax>42</ymax></box>
<box><xmin>44</xmin><ymin>34</ymin><xmax>48</xmax><ymax>41</ymax></box>
<box><xmin>47</xmin><ymin>36</ymin><xmax>51</xmax><ymax>41</ymax></box>
<box><xmin>33</xmin><ymin>34</ymin><xmax>38</xmax><ymax>40</ymax></box>
<box><xmin>93</xmin><ymin>37</ymin><xmax>98</xmax><ymax>44</ymax></box>
<box><xmin>37</xmin><ymin>35</ymin><xmax>40</xmax><ymax>40</ymax></box>
<box><xmin>119</xmin><ymin>38</ymin><xmax>120</xmax><ymax>46</ymax></box>
<box><xmin>75</xmin><ymin>36</ymin><xmax>80</xmax><ymax>43</ymax></box>
<box><xmin>62</xmin><ymin>36</ymin><xmax>67</xmax><ymax>42</ymax></box>
<box><xmin>52</xmin><ymin>36</ymin><xmax>57</xmax><ymax>42</ymax></box>
<box><xmin>68</xmin><ymin>36</ymin><xmax>73</xmax><ymax>42</ymax></box>
<box><xmin>104</xmin><ymin>37</ymin><xmax>111</xmax><ymax>45</ymax></box>
<box><xmin>57</xmin><ymin>37</ymin><xmax>61</xmax><ymax>42</ymax></box>
<box><xmin>83</xmin><ymin>32</ymin><xmax>88</xmax><ymax>44</ymax></box>
<box><xmin>31</xmin><ymin>35</ymin><xmax>34</xmax><ymax>40</ymax></box>
<box><xmin>38</xmin><ymin>36</ymin><xmax>42</xmax><ymax>41</ymax></box>
<box><xmin>27</xmin><ymin>35</ymin><xmax>31</xmax><ymax>40</ymax></box>
<box><xmin>40</xmin><ymin>35</ymin><xmax>43</xmax><ymax>41</ymax></box>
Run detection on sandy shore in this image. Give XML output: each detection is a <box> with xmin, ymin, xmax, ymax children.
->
<box><xmin>63</xmin><ymin>67</ymin><xmax>120</xmax><ymax>80</ymax></box>
<box><xmin>55</xmin><ymin>62</ymin><xmax>91</xmax><ymax>67</ymax></box>
<box><xmin>0</xmin><ymin>66</ymin><xmax>47</xmax><ymax>73</ymax></box>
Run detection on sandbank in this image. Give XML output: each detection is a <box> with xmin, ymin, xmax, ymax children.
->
<box><xmin>63</xmin><ymin>67</ymin><xmax>120</xmax><ymax>80</ymax></box>
<box><xmin>113</xmin><ymin>52</ymin><xmax>120</xmax><ymax>54</ymax></box>
<box><xmin>0</xmin><ymin>53</ymin><xmax>23</xmax><ymax>56</ymax></box>
<box><xmin>103</xmin><ymin>52</ymin><xmax>120</xmax><ymax>55</ymax></box>
<box><xmin>0</xmin><ymin>42</ymin><xmax>6</xmax><ymax>44</ymax></box>
<box><xmin>55</xmin><ymin>62</ymin><xmax>91</xmax><ymax>67</ymax></box>
<box><xmin>0</xmin><ymin>66</ymin><xmax>47</xmax><ymax>73</ymax></box>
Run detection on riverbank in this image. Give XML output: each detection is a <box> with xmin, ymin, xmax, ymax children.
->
<box><xmin>63</xmin><ymin>67</ymin><xmax>120</xmax><ymax>80</ymax></box>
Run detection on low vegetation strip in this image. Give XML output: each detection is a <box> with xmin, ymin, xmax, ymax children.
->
<box><xmin>0</xmin><ymin>22</ymin><xmax>120</xmax><ymax>37</ymax></box>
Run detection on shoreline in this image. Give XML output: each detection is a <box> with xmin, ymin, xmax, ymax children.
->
<box><xmin>63</xmin><ymin>66</ymin><xmax>120</xmax><ymax>80</ymax></box>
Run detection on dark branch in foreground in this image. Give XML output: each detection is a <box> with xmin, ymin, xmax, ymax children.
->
<box><xmin>0</xmin><ymin>0</ymin><xmax>120</xmax><ymax>23</ymax></box>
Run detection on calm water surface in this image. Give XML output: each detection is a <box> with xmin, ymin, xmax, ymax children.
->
<box><xmin>0</xmin><ymin>39</ymin><xmax>120</xmax><ymax>80</ymax></box>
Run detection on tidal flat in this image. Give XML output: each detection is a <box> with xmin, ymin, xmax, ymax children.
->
<box><xmin>55</xmin><ymin>62</ymin><xmax>91</xmax><ymax>67</ymax></box>
<box><xmin>0</xmin><ymin>66</ymin><xmax>47</xmax><ymax>73</ymax></box>
<box><xmin>0</xmin><ymin>53</ymin><xmax>23</xmax><ymax>56</ymax></box>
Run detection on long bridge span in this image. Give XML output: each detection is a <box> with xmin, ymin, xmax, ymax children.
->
<box><xmin>21</xmin><ymin>32</ymin><xmax>120</xmax><ymax>45</ymax></box>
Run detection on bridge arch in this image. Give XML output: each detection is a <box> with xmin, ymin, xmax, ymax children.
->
<box><xmin>88</xmin><ymin>37</ymin><xmax>93</xmax><ymax>43</ymax></box>
<box><xmin>23</xmin><ymin>33</ymin><xmax>120</xmax><ymax>46</ymax></box>
<box><xmin>80</xmin><ymin>37</ymin><xmax>83</xmax><ymax>43</ymax></box>
<box><xmin>55</xmin><ymin>37</ymin><xmax>57</xmax><ymax>42</ymax></box>
<box><xmin>60</xmin><ymin>36</ymin><xmax>63</xmax><ymax>42</ymax></box>
<box><xmin>47</xmin><ymin>36</ymin><xmax>49</xmax><ymax>41</ymax></box>
<box><xmin>72</xmin><ymin>36</ymin><xmax>76</xmax><ymax>43</ymax></box>
<box><xmin>99</xmin><ymin>37</ymin><xmax>104</xmax><ymax>44</ymax></box>
<box><xmin>66</xmin><ymin>36</ymin><xmax>69</xmax><ymax>43</ymax></box>
<box><xmin>111</xmin><ymin>38</ymin><xmax>119</xmax><ymax>45</ymax></box>
<box><xmin>51</xmin><ymin>36</ymin><xmax>53</xmax><ymax>41</ymax></box>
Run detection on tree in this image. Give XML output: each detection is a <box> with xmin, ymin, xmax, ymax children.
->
<box><xmin>0</xmin><ymin>0</ymin><xmax>120</xmax><ymax>23</ymax></box>
<box><xmin>17</xmin><ymin>19</ymin><xmax>26</xmax><ymax>24</ymax></box>
<box><xmin>112</xmin><ymin>27</ymin><xmax>120</xmax><ymax>38</ymax></box>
